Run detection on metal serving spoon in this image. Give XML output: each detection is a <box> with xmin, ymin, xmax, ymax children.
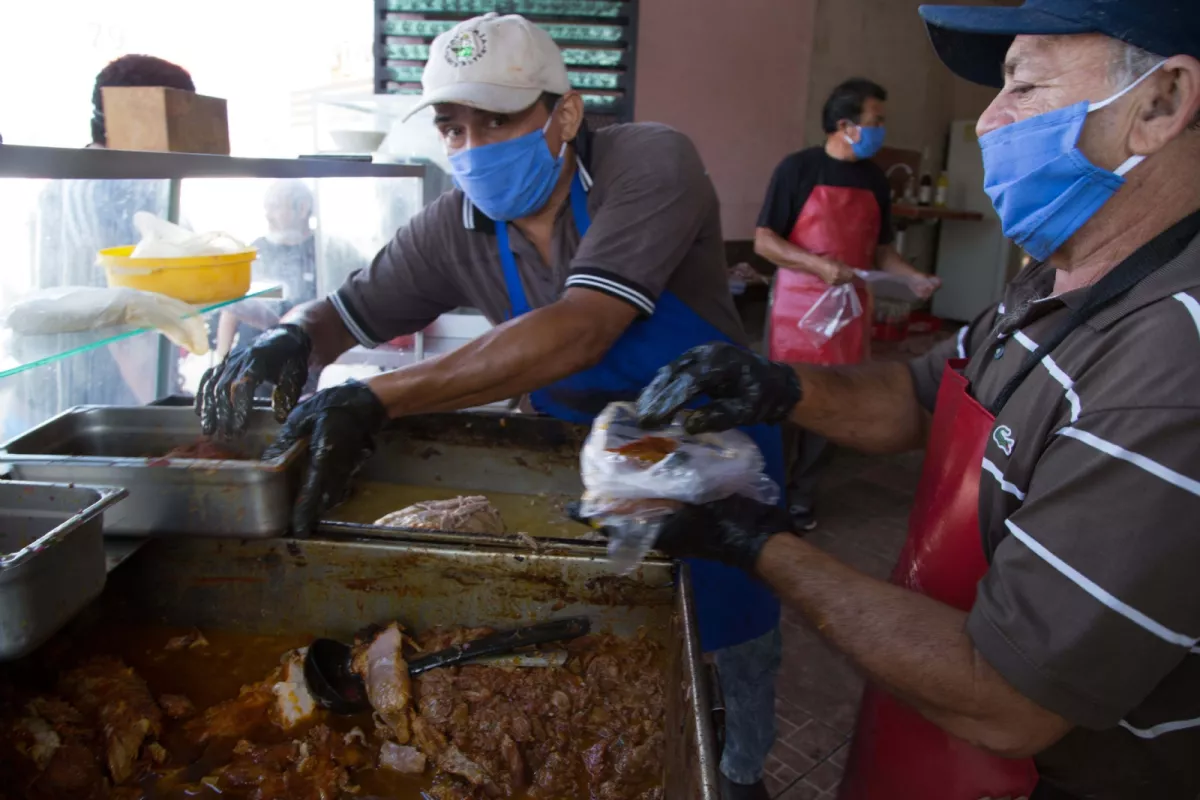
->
<box><xmin>303</xmin><ymin>616</ymin><xmax>591</xmax><ymax>714</ymax></box>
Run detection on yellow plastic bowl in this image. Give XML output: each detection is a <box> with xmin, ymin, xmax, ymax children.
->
<box><xmin>98</xmin><ymin>246</ymin><xmax>256</xmax><ymax>304</ymax></box>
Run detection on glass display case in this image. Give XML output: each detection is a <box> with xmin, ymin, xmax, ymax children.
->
<box><xmin>0</xmin><ymin>145</ymin><xmax>428</xmax><ymax>432</ymax></box>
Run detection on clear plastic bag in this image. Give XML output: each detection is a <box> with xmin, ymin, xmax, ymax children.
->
<box><xmin>796</xmin><ymin>282</ymin><xmax>863</xmax><ymax>346</ymax></box>
<box><xmin>129</xmin><ymin>212</ymin><xmax>247</xmax><ymax>259</ymax></box>
<box><xmin>853</xmin><ymin>269</ymin><xmax>928</xmax><ymax>303</ymax></box>
<box><xmin>579</xmin><ymin>403</ymin><xmax>779</xmax><ymax>573</ymax></box>
<box><xmin>3</xmin><ymin>286</ymin><xmax>210</xmax><ymax>355</ymax></box>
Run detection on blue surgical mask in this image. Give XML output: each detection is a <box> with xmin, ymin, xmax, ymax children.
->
<box><xmin>845</xmin><ymin>125</ymin><xmax>886</xmax><ymax>159</ymax></box>
<box><xmin>448</xmin><ymin>113</ymin><xmax>566</xmax><ymax>222</ymax></box>
<box><xmin>980</xmin><ymin>62</ymin><xmax>1165</xmax><ymax>261</ymax></box>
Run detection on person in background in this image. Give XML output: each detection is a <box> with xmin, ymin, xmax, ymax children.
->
<box><xmin>216</xmin><ymin>180</ymin><xmax>322</xmax><ymax>362</ymax></box>
<box><xmin>22</xmin><ymin>55</ymin><xmax>196</xmax><ymax>424</ymax></box>
<box><xmin>756</xmin><ymin>78</ymin><xmax>939</xmax><ymax>531</ymax></box>
<box><xmin>627</xmin><ymin>0</ymin><xmax>1200</xmax><ymax>796</ymax></box>
<box><xmin>215</xmin><ymin>180</ymin><xmax>366</xmax><ymax>397</ymax></box>
<box><xmin>196</xmin><ymin>13</ymin><xmax>784</xmax><ymax>798</ymax></box>
<box><xmin>39</xmin><ymin>55</ymin><xmax>195</xmax><ymax>290</ymax></box>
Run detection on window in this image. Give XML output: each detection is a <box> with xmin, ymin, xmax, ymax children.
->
<box><xmin>374</xmin><ymin>0</ymin><xmax>638</xmax><ymax>125</ymax></box>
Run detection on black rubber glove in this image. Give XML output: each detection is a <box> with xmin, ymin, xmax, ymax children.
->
<box><xmin>568</xmin><ymin>496</ymin><xmax>796</xmax><ymax>573</ymax></box>
<box><xmin>637</xmin><ymin>342</ymin><xmax>802</xmax><ymax>435</ymax></box>
<box><xmin>195</xmin><ymin>324</ymin><xmax>312</xmax><ymax>437</ymax></box>
<box><xmin>262</xmin><ymin>380</ymin><xmax>387</xmax><ymax>535</ymax></box>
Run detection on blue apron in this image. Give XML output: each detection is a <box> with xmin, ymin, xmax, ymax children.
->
<box><xmin>495</xmin><ymin>173</ymin><xmax>784</xmax><ymax>652</ymax></box>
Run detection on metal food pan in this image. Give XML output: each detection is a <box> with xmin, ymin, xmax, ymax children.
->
<box><xmin>64</xmin><ymin>535</ymin><xmax>718</xmax><ymax>798</ymax></box>
<box><xmin>0</xmin><ymin>406</ymin><xmax>305</xmax><ymax>537</ymax></box>
<box><xmin>0</xmin><ymin>482</ymin><xmax>126</xmax><ymax>660</ymax></box>
<box><xmin>319</xmin><ymin>410</ymin><xmax>593</xmax><ymax>547</ymax></box>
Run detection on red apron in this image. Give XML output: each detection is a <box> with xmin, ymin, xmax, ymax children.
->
<box><xmin>839</xmin><ymin>361</ymin><xmax>1039</xmax><ymax>800</ymax></box>
<box><xmin>769</xmin><ymin>185</ymin><xmax>875</xmax><ymax>365</ymax></box>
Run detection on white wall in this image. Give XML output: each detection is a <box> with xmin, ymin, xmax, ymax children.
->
<box><xmin>634</xmin><ymin>0</ymin><xmax>820</xmax><ymax>240</ymax></box>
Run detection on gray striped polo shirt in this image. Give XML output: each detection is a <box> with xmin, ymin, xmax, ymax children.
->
<box><xmin>909</xmin><ymin>210</ymin><xmax>1200</xmax><ymax>799</ymax></box>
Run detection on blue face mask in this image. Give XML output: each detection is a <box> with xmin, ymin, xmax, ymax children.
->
<box><xmin>448</xmin><ymin>113</ymin><xmax>566</xmax><ymax>222</ymax></box>
<box><xmin>980</xmin><ymin>62</ymin><xmax>1165</xmax><ymax>262</ymax></box>
<box><xmin>845</xmin><ymin>125</ymin><xmax>886</xmax><ymax>159</ymax></box>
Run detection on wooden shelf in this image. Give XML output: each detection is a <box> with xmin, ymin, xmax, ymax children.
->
<box><xmin>893</xmin><ymin>204</ymin><xmax>985</xmax><ymax>222</ymax></box>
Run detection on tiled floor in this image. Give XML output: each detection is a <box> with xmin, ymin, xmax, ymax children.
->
<box><xmin>762</xmin><ymin>445</ymin><xmax>924</xmax><ymax>799</ymax></box>
<box><xmin>761</xmin><ymin>335</ymin><xmax>939</xmax><ymax>799</ymax></box>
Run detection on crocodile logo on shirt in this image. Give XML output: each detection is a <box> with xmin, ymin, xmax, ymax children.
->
<box><xmin>993</xmin><ymin>425</ymin><xmax>1016</xmax><ymax>457</ymax></box>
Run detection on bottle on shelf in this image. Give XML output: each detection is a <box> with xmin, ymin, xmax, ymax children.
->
<box><xmin>935</xmin><ymin>171</ymin><xmax>950</xmax><ymax>208</ymax></box>
<box><xmin>917</xmin><ymin>146</ymin><xmax>934</xmax><ymax>207</ymax></box>
<box><xmin>918</xmin><ymin>172</ymin><xmax>934</xmax><ymax>207</ymax></box>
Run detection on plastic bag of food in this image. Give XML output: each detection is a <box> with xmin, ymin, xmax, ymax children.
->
<box><xmin>3</xmin><ymin>286</ymin><xmax>210</xmax><ymax>354</ymax></box>
<box><xmin>796</xmin><ymin>282</ymin><xmax>863</xmax><ymax>346</ymax></box>
<box><xmin>129</xmin><ymin>212</ymin><xmax>247</xmax><ymax>259</ymax></box>
<box><xmin>579</xmin><ymin>403</ymin><xmax>779</xmax><ymax>573</ymax></box>
<box><xmin>853</xmin><ymin>269</ymin><xmax>928</xmax><ymax>303</ymax></box>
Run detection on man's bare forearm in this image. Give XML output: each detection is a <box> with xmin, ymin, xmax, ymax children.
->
<box><xmin>365</xmin><ymin>290</ymin><xmax>634</xmax><ymax>418</ymax></box>
<box><xmin>281</xmin><ymin>299</ymin><xmax>358</xmax><ymax>367</ymax></box>
<box><xmin>789</xmin><ymin>361</ymin><xmax>927</xmax><ymax>454</ymax></box>
<box><xmin>755</xmin><ymin>535</ymin><xmax>1071</xmax><ymax>757</ymax></box>
<box><xmin>754</xmin><ymin>227</ymin><xmax>832</xmax><ymax>279</ymax></box>
<box><xmin>876</xmin><ymin>244</ymin><xmax>923</xmax><ymax>278</ymax></box>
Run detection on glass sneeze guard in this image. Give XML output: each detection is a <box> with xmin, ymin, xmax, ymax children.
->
<box><xmin>0</xmin><ymin>283</ymin><xmax>282</xmax><ymax>381</ymax></box>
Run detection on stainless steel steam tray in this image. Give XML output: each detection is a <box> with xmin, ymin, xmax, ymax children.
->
<box><xmin>0</xmin><ymin>406</ymin><xmax>305</xmax><ymax>537</ymax></box>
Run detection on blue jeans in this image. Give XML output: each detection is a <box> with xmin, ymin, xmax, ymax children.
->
<box><xmin>714</xmin><ymin>625</ymin><xmax>783</xmax><ymax>784</ymax></box>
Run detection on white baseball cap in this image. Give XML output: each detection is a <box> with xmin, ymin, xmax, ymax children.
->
<box><xmin>402</xmin><ymin>13</ymin><xmax>571</xmax><ymax>122</ymax></box>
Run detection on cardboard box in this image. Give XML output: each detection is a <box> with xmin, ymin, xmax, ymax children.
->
<box><xmin>101</xmin><ymin>86</ymin><xmax>230</xmax><ymax>155</ymax></box>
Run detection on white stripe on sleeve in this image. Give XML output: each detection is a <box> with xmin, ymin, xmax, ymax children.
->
<box><xmin>955</xmin><ymin>326</ymin><xmax>968</xmax><ymax>359</ymax></box>
<box><xmin>1058</xmin><ymin>427</ymin><xmax>1200</xmax><ymax>498</ymax></box>
<box><xmin>565</xmin><ymin>275</ymin><xmax>656</xmax><ymax>316</ymax></box>
<box><xmin>1120</xmin><ymin>716</ymin><xmax>1200</xmax><ymax>740</ymax></box>
<box><xmin>1004</xmin><ymin>519</ymin><xmax>1200</xmax><ymax>649</ymax></box>
<box><xmin>1174</xmin><ymin>292</ymin><xmax>1200</xmax><ymax>341</ymax></box>
<box><xmin>577</xmin><ymin>161</ymin><xmax>595</xmax><ymax>191</ymax></box>
<box><xmin>1013</xmin><ymin>330</ymin><xmax>1082</xmax><ymax>422</ymax></box>
<box><xmin>981</xmin><ymin>458</ymin><xmax>1026</xmax><ymax>500</ymax></box>
<box><xmin>329</xmin><ymin>292</ymin><xmax>380</xmax><ymax>348</ymax></box>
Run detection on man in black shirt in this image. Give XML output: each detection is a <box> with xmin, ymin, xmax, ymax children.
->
<box><xmin>756</xmin><ymin>78</ymin><xmax>938</xmax><ymax>529</ymax></box>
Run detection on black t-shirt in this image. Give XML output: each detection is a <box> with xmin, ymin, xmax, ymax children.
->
<box><xmin>757</xmin><ymin>147</ymin><xmax>894</xmax><ymax>246</ymax></box>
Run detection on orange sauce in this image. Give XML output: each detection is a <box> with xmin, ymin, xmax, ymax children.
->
<box><xmin>46</xmin><ymin>624</ymin><xmax>665</xmax><ymax>800</ymax></box>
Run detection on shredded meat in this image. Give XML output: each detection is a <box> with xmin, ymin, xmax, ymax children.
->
<box><xmin>375</xmin><ymin>496</ymin><xmax>506</xmax><ymax>533</ymax></box>
<box><xmin>272</xmin><ymin>648</ymin><xmax>318</xmax><ymax>730</ymax></box>
<box><xmin>406</xmin><ymin>627</ymin><xmax>666</xmax><ymax>799</ymax></box>
<box><xmin>164</xmin><ymin>628</ymin><xmax>209</xmax><ymax>651</ymax></box>
<box><xmin>158</xmin><ymin>694</ymin><xmax>195</xmax><ymax>720</ymax></box>
<box><xmin>212</xmin><ymin>724</ymin><xmax>369</xmax><ymax>800</ymax></box>
<box><xmin>350</xmin><ymin>623</ymin><xmax>411</xmax><ymax>743</ymax></box>
<box><xmin>41</xmin><ymin>744</ymin><xmax>107</xmax><ymax>797</ymax></box>
<box><xmin>379</xmin><ymin>741</ymin><xmax>427</xmax><ymax>774</ymax></box>
<box><xmin>59</xmin><ymin>657</ymin><xmax>163</xmax><ymax>785</ymax></box>
<box><xmin>185</xmin><ymin>679</ymin><xmax>275</xmax><ymax>744</ymax></box>
<box><xmin>3</xmin><ymin>625</ymin><xmax>665</xmax><ymax>800</ymax></box>
<box><xmin>0</xmin><ymin>694</ymin><xmax>110</xmax><ymax>799</ymax></box>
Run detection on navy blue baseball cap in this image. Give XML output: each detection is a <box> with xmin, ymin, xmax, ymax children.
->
<box><xmin>919</xmin><ymin>0</ymin><xmax>1200</xmax><ymax>87</ymax></box>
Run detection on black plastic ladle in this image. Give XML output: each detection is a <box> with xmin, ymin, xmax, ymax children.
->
<box><xmin>303</xmin><ymin>616</ymin><xmax>591</xmax><ymax>715</ymax></box>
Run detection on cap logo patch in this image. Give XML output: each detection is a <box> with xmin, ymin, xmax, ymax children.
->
<box><xmin>445</xmin><ymin>29</ymin><xmax>487</xmax><ymax>66</ymax></box>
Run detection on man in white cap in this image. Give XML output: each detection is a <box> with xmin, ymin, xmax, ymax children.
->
<box><xmin>197</xmin><ymin>13</ymin><xmax>786</xmax><ymax>797</ymax></box>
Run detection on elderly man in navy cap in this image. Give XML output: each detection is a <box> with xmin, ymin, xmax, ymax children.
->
<box><xmin>622</xmin><ymin>2</ymin><xmax>1200</xmax><ymax>799</ymax></box>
